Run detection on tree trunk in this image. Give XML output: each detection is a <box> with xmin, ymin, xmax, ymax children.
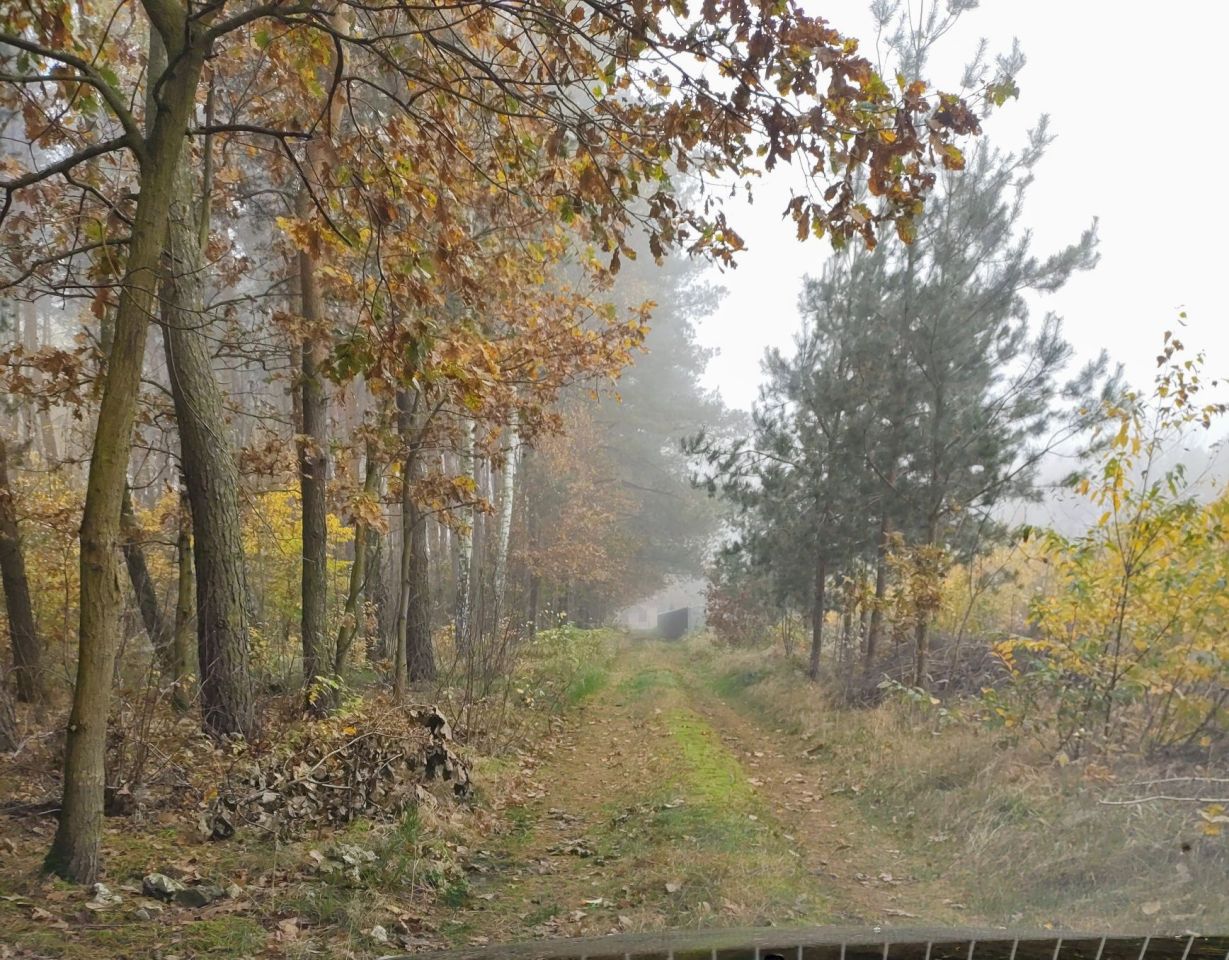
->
<box><xmin>46</xmin><ymin>20</ymin><xmax>205</xmax><ymax>883</ymax></box>
<box><xmin>406</xmin><ymin>492</ymin><xmax>434</xmax><ymax>681</ymax></box>
<box><xmin>333</xmin><ymin>441</ymin><xmax>381</xmax><ymax>679</ymax></box>
<box><xmin>396</xmin><ymin>391</ymin><xmax>435</xmax><ymax>684</ymax></box>
<box><xmin>913</xmin><ymin>516</ymin><xmax>941</xmax><ymax>690</ymax></box>
<box><xmin>492</xmin><ymin>412</ymin><xmax>518</xmax><ymax>620</ymax></box>
<box><xmin>913</xmin><ymin>618</ymin><xmax>929</xmax><ymax>689</ymax></box>
<box><xmin>808</xmin><ymin>555</ymin><xmax>827</xmax><ymax>681</ymax></box>
<box><xmin>454</xmin><ymin>420</ymin><xmax>474</xmax><ymax>647</ymax></box>
<box><xmin>367</xmin><ymin>527</ymin><xmax>390</xmax><ymax>662</ymax></box>
<box><xmin>120</xmin><ymin>485</ymin><xmax>173</xmax><ymax>676</ymax></box>
<box><xmin>393</xmin><ymin>470</ymin><xmax>410</xmax><ymax>701</ymax></box>
<box><xmin>171</xmin><ymin>494</ymin><xmax>195</xmax><ymax>714</ymax></box>
<box><xmin>21</xmin><ymin>304</ymin><xmax>58</xmax><ymax>462</ymax></box>
<box><xmin>159</xmin><ymin>75</ymin><xmax>255</xmax><ymax>739</ymax></box>
<box><xmin>527</xmin><ymin>574</ymin><xmax>540</xmax><ymax>638</ymax></box>
<box><xmin>0</xmin><ymin>678</ymin><xmax>16</xmax><ymax>752</ymax></box>
<box><xmin>841</xmin><ymin>602</ymin><xmax>853</xmax><ymax>665</ymax></box>
<box><xmin>0</xmin><ymin>437</ymin><xmax>40</xmax><ymax>702</ymax></box>
<box><xmin>858</xmin><ymin>596</ymin><xmax>870</xmax><ymax>657</ymax></box>
<box><xmin>865</xmin><ymin>512</ymin><xmax>890</xmax><ymax>674</ymax></box>
<box><xmin>296</xmin><ymin>185</ymin><xmax>330</xmax><ymax>712</ymax></box>
<box><xmin>523</xmin><ymin>447</ymin><xmax>539</xmax><ymax>637</ymax></box>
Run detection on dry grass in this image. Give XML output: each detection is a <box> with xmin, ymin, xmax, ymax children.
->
<box><xmin>688</xmin><ymin>633</ymin><xmax>1229</xmax><ymax>932</ymax></box>
<box><xmin>0</xmin><ymin>680</ymin><xmax>514</xmax><ymax>958</ymax></box>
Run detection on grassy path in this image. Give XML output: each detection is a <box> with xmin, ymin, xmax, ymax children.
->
<box><xmin>438</xmin><ymin>637</ymin><xmax>974</xmax><ymax>948</ymax></box>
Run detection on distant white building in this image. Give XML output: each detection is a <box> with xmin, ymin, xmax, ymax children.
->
<box><xmin>616</xmin><ymin>578</ymin><xmax>707</xmax><ymax>634</ymax></box>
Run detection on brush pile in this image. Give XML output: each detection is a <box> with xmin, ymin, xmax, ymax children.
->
<box><xmin>201</xmin><ymin>703</ymin><xmax>469</xmax><ymax>840</ymax></box>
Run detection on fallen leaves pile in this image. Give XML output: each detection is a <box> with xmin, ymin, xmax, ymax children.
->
<box><xmin>202</xmin><ymin>703</ymin><xmax>470</xmax><ymax>840</ymax></box>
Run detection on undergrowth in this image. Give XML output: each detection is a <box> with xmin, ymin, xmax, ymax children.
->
<box><xmin>0</xmin><ymin>629</ymin><xmax>620</xmax><ymax>958</ymax></box>
<box><xmin>688</xmin><ymin>632</ymin><xmax>1229</xmax><ymax>930</ymax></box>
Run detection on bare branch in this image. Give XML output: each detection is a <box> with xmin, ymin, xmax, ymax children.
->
<box><xmin>1099</xmin><ymin>795</ymin><xmax>1229</xmax><ymax>806</ymax></box>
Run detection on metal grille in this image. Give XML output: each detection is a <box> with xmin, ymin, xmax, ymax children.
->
<box><xmin>407</xmin><ymin>929</ymin><xmax>1229</xmax><ymax>960</ymax></box>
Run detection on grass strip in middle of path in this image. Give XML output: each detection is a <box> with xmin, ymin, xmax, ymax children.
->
<box><xmin>595</xmin><ymin>704</ymin><xmax>837</xmax><ymax>927</ymax></box>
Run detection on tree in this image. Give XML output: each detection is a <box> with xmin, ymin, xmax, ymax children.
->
<box><xmin>170</xmin><ymin>490</ymin><xmax>196</xmax><ymax>714</ymax></box>
<box><xmin>29</xmin><ymin>5</ymin><xmax>210</xmax><ymax>883</ymax></box>
<box><xmin>694</xmin><ymin>121</ymin><xmax>1113</xmax><ymax>687</ymax></box>
<box><xmin>998</xmin><ymin>339</ymin><xmax>1229</xmax><ymax>756</ymax></box>
<box><xmin>0</xmin><ymin>679</ymin><xmax>15</xmax><ymax>751</ymax></box>
<box><xmin>492</xmin><ymin>411</ymin><xmax>519</xmax><ymax>620</ymax></box>
<box><xmin>153</xmin><ymin>29</ymin><xmax>256</xmax><ymax>737</ymax></box>
<box><xmin>296</xmin><ymin>186</ymin><xmax>332</xmax><ymax>711</ymax></box>
<box><xmin>398</xmin><ymin>390</ymin><xmax>435</xmax><ymax>686</ymax></box>
<box><xmin>867</xmin><ymin>123</ymin><xmax>1106</xmax><ymax>686</ymax></box>
<box><xmin>520</xmin><ymin>402</ymin><xmax>637</xmax><ymax>624</ymax></box>
<box><xmin>332</xmin><ymin>436</ymin><xmax>383</xmax><ymax>681</ymax></box>
<box><xmin>691</xmin><ymin>299</ymin><xmax>874</xmax><ymax>679</ymax></box>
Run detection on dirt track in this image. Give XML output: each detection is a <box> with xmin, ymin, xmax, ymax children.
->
<box><xmin>438</xmin><ymin>639</ymin><xmax>976</xmax><ymax>947</ymax></box>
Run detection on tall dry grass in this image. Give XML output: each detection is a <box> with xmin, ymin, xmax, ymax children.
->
<box><xmin>687</xmin><ymin>632</ymin><xmax>1229</xmax><ymax>931</ymax></box>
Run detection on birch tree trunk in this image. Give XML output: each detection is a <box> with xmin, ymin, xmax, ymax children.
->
<box><xmin>492</xmin><ymin>412</ymin><xmax>518</xmax><ymax>620</ymax></box>
<box><xmin>454</xmin><ymin>420</ymin><xmax>474</xmax><ymax>647</ymax></box>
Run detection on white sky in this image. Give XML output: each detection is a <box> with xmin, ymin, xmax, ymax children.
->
<box><xmin>695</xmin><ymin>0</ymin><xmax>1229</xmax><ymax>412</ymax></box>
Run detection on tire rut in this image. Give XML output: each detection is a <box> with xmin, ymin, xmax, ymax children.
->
<box><xmin>443</xmin><ymin>640</ymin><xmax>974</xmax><ymax>948</ymax></box>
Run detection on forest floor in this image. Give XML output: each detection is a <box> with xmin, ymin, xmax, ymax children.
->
<box><xmin>2</xmin><ymin>633</ymin><xmax>1220</xmax><ymax>958</ymax></box>
<box><xmin>428</xmin><ymin>637</ymin><xmax>978</xmax><ymax>948</ymax></box>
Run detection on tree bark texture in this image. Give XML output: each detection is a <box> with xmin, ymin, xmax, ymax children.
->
<box><xmin>0</xmin><ymin>437</ymin><xmax>40</xmax><ymax>702</ymax></box>
<box><xmin>296</xmin><ymin>187</ymin><xmax>330</xmax><ymax>711</ymax></box>
<box><xmin>171</xmin><ymin>494</ymin><xmax>196</xmax><ymax>713</ymax></box>
<box><xmin>397</xmin><ymin>391</ymin><xmax>435</xmax><ymax>684</ymax></box>
<box><xmin>492</xmin><ymin>412</ymin><xmax>518</xmax><ymax>619</ymax></box>
<box><xmin>866</xmin><ymin>512</ymin><xmax>890</xmax><ymax>674</ymax></box>
<box><xmin>160</xmin><ymin>119</ymin><xmax>255</xmax><ymax>739</ymax></box>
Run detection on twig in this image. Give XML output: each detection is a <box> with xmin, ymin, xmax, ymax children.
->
<box><xmin>1099</xmin><ymin>795</ymin><xmax>1229</xmax><ymax>806</ymax></box>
